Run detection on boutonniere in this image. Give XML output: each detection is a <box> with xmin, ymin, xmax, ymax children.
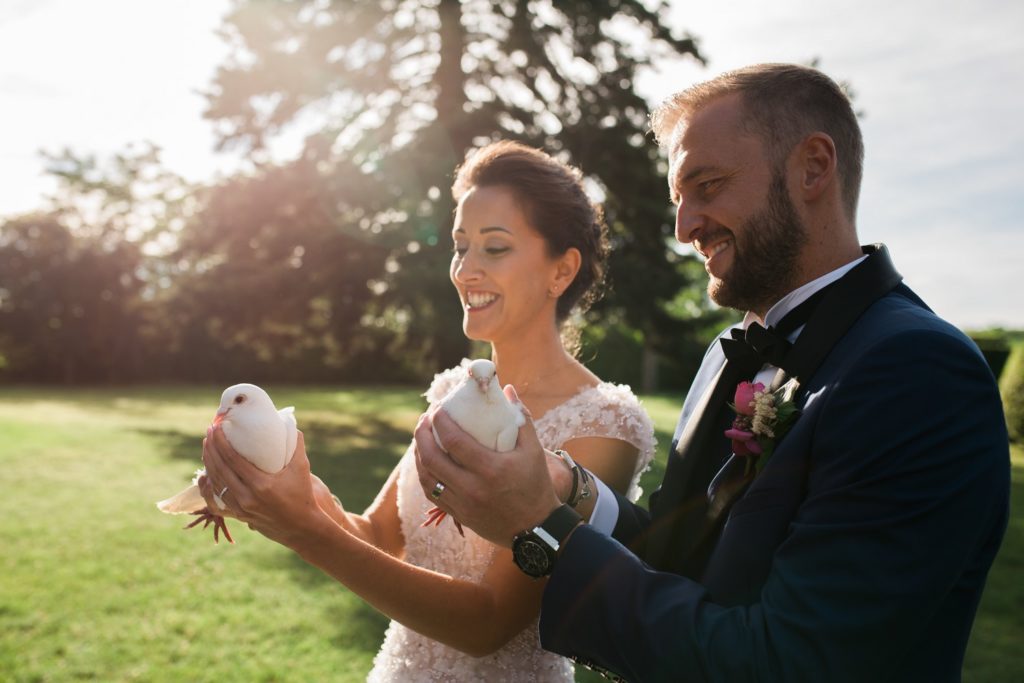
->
<box><xmin>725</xmin><ymin>379</ymin><xmax>800</xmax><ymax>474</ymax></box>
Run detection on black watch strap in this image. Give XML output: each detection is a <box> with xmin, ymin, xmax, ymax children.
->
<box><xmin>539</xmin><ymin>504</ymin><xmax>583</xmax><ymax>547</ymax></box>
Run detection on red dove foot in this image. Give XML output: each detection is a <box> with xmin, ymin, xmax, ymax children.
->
<box><xmin>422</xmin><ymin>507</ymin><xmax>464</xmax><ymax>536</ymax></box>
<box><xmin>185</xmin><ymin>508</ymin><xmax>235</xmax><ymax>544</ymax></box>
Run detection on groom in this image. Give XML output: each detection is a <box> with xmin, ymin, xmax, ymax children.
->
<box><xmin>415</xmin><ymin>64</ymin><xmax>1009</xmax><ymax>682</ymax></box>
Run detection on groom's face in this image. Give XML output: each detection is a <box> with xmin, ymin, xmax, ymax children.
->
<box><xmin>668</xmin><ymin>93</ymin><xmax>808</xmax><ymax>315</ymax></box>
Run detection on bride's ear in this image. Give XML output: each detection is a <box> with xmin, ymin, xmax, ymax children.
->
<box><xmin>549</xmin><ymin>247</ymin><xmax>581</xmax><ymax>298</ymax></box>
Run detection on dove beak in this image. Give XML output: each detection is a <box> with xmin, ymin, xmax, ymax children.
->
<box><xmin>213</xmin><ymin>409</ymin><xmax>228</xmax><ymax>426</ymax></box>
<box><xmin>475</xmin><ymin>377</ymin><xmax>489</xmax><ymax>392</ymax></box>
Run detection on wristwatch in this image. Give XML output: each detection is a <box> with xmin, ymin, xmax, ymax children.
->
<box><xmin>512</xmin><ymin>504</ymin><xmax>583</xmax><ymax>578</ymax></box>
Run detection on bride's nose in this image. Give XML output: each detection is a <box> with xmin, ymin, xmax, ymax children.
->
<box><xmin>453</xmin><ymin>252</ymin><xmax>483</xmax><ymax>284</ymax></box>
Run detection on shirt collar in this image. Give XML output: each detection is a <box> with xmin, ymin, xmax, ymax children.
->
<box><xmin>741</xmin><ymin>255</ymin><xmax>868</xmax><ymax>336</ymax></box>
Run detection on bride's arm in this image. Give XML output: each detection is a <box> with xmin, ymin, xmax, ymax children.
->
<box><xmin>202</xmin><ymin>426</ymin><xmax>548</xmax><ymax>654</ymax></box>
<box><xmin>292</xmin><ymin>435</ymin><xmax>641</xmax><ymax>656</ymax></box>
<box><xmin>201</xmin><ymin>425</ymin><xmax>639</xmax><ymax>656</ymax></box>
<box><xmin>561</xmin><ymin>435</ymin><xmax>640</xmax><ymax>495</ymax></box>
<box><xmin>313</xmin><ymin>463</ymin><xmax>404</xmax><ymax>558</ymax></box>
<box><xmin>295</xmin><ymin>515</ymin><xmax>548</xmax><ymax>656</ymax></box>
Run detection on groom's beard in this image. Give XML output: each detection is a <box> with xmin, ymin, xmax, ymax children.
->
<box><xmin>709</xmin><ymin>171</ymin><xmax>809</xmax><ymax>314</ymax></box>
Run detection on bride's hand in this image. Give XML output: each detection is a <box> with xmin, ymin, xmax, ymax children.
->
<box><xmin>311</xmin><ymin>474</ymin><xmax>344</xmax><ymax>514</ymax></box>
<box><xmin>199</xmin><ymin>426</ymin><xmax>322</xmax><ymax>548</ymax></box>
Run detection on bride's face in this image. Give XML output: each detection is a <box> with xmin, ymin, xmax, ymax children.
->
<box><xmin>450</xmin><ymin>184</ymin><xmax>563</xmax><ymax>344</ymax></box>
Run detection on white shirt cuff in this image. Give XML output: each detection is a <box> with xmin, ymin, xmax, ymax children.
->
<box><xmin>587</xmin><ymin>475</ymin><xmax>620</xmax><ymax>535</ymax></box>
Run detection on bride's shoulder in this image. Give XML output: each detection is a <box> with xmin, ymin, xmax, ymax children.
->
<box><xmin>580</xmin><ymin>379</ymin><xmax>646</xmax><ymax>412</ymax></box>
<box><xmin>549</xmin><ymin>379</ymin><xmax>650</xmax><ymax>432</ymax></box>
<box><xmin>423</xmin><ymin>358</ymin><xmax>473</xmax><ymax>406</ymax></box>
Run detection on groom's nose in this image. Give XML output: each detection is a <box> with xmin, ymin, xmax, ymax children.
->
<box><xmin>675</xmin><ymin>199</ymin><xmax>705</xmax><ymax>244</ymax></box>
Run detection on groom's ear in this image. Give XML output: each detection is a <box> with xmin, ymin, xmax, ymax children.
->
<box><xmin>794</xmin><ymin>132</ymin><xmax>838</xmax><ymax>204</ymax></box>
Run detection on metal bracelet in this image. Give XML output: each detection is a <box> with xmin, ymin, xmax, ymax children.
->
<box><xmin>553</xmin><ymin>449</ymin><xmax>580</xmax><ymax>506</ymax></box>
<box><xmin>554</xmin><ymin>449</ymin><xmax>591</xmax><ymax>508</ymax></box>
<box><xmin>576</xmin><ymin>466</ymin><xmax>592</xmax><ymax>505</ymax></box>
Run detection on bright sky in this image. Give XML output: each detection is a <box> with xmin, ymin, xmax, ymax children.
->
<box><xmin>2</xmin><ymin>0</ymin><xmax>1022</xmax><ymax>330</ymax></box>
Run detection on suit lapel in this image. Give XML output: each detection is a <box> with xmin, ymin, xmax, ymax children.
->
<box><xmin>686</xmin><ymin>244</ymin><xmax>905</xmax><ymax>575</ymax></box>
<box><xmin>647</xmin><ymin>341</ymin><xmax>765</xmax><ymax>575</ymax></box>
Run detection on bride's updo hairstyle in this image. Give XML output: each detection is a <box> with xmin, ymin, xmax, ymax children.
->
<box><xmin>451</xmin><ymin>140</ymin><xmax>610</xmax><ymax>327</ymax></box>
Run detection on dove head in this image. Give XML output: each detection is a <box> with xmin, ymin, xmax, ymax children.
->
<box><xmin>214</xmin><ymin>383</ymin><xmax>277</xmax><ymax>428</ymax></box>
<box><xmin>467</xmin><ymin>359</ymin><xmax>497</xmax><ymax>393</ymax></box>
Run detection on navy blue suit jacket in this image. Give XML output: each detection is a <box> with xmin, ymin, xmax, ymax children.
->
<box><xmin>539</xmin><ymin>279</ymin><xmax>1010</xmax><ymax>682</ymax></box>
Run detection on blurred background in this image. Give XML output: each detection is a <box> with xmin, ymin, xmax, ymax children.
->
<box><xmin>1</xmin><ymin>0</ymin><xmax>1021</xmax><ymax>390</ymax></box>
<box><xmin>1</xmin><ymin>1</ymin><xmax>1021</xmax><ymax>681</ymax></box>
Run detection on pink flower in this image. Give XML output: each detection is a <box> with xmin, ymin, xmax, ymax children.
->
<box><xmin>725</xmin><ymin>425</ymin><xmax>763</xmax><ymax>456</ymax></box>
<box><xmin>733</xmin><ymin>381</ymin><xmax>764</xmax><ymax>416</ymax></box>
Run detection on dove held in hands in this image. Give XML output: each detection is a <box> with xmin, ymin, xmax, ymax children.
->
<box><xmin>425</xmin><ymin>359</ymin><xmax>526</xmax><ymax>533</ymax></box>
<box><xmin>156</xmin><ymin>383</ymin><xmax>298</xmax><ymax>543</ymax></box>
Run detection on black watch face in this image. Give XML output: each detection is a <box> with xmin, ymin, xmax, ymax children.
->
<box><xmin>514</xmin><ymin>538</ymin><xmax>553</xmax><ymax>577</ymax></box>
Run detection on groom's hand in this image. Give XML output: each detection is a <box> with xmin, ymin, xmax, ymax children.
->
<box><xmin>414</xmin><ymin>406</ymin><xmax>562</xmax><ymax>548</ymax></box>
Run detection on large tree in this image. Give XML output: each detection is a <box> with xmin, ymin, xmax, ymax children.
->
<box><xmin>0</xmin><ymin>145</ymin><xmax>184</xmax><ymax>382</ymax></box>
<box><xmin>199</xmin><ymin>0</ymin><xmax>709</xmax><ymax>382</ymax></box>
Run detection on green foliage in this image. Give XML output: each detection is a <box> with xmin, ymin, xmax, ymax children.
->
<box><xmin>1000</xmin><ymin>342</ymin><xmax>1024</xmax><ymax>442</ymax></box>
<box><xmin>0</xmin><ymin>214</ymin><xmax>148</xmax><ymax>382</ymax></box>
<box><xmin>969</xmin><ymin>330</ymin><xmax>1015</xmax><ymax>381</ymax></box>
<box><xmin>0</xmin><ymin>146</ymin><xmax>192</xmax><ymax>383</ymax></box>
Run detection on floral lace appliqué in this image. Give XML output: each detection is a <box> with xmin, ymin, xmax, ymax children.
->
<box><xmin>366</xmin><ymin>362</ymin><xmax>656</xmax><ymax>682</ymax></box>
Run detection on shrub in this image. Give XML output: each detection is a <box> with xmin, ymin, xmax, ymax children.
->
<box><xmin>1000</xmin><ymin>342</ymin><xmax>1024</xmax><ymax>442</ymax></box>
<box><xmin>971</xmin><ymin>335</ymin><xmax>1012</xmax><ymax>381</ymax></box>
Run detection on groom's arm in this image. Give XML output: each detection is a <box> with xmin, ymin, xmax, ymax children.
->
<box><xmin>539</xmin><ymin>328</ymin><xmax>1010</xmax><ymax>683</ymax></box>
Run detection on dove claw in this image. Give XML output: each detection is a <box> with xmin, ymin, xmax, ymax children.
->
<box><xmin>421</xmin><ymin>507</ymin><xmax>465</xmax><ymax>536</ymax></box>
<box><xmin>185</xmin><ymin>509</ymin><xmax>234</xmax><ymax>544</ymax></box>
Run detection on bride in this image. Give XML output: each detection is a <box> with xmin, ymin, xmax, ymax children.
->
<box><xmin>199</xmin><ymin>141</ymin><xmax>656</xmax><ymax>681</ymax></box>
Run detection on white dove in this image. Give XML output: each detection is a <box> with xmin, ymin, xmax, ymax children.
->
<box><xmin>156</xmin><ymin>383</ymin><xmax>298</xmax><ymax>544</ymax></box>
<box><xmin>424</xmin><ymin>359</ymin><xmax>526</xmax><ymax>534</ymax></box>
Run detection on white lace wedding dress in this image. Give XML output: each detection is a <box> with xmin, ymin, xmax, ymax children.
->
<box><xmin>366</xmin><ymin>360</ymin><xmax>657</xmax><ymax>683</ymax></box>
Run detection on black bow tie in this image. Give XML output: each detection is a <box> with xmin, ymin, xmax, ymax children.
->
<box><xmin>720</xmin><ymin>284</ymin><xmax>833</xmax><ymax>371</ymax></box>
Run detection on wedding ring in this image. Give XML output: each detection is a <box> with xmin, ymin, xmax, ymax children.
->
<box><xmin>219</xmin><ymin>486</ymin><xmax>228</xmax><ymax>499</ymax></box>
<box><xmin>430</xmin><ymin>481</ymin><xmax>446</xmax><ymax>500</ymax></box>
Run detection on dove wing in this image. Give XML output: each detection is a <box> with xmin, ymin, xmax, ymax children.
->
<box><xmin>280</xmin><ymin>406</ymin><xmax>298</xmax><ymax>467</ymax></box>
<box><xmin>156</xmin><ymin>483</ymin><xmax>206</xmax><ymax>514</ymax></box>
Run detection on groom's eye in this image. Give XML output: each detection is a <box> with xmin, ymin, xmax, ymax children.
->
<box><xmin>699</xmin><ymin>178</ymin><xmax>722</xmax><ymax>195</ymax></box>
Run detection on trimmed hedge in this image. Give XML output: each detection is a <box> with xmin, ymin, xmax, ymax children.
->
<box><xmin>1000</xmin><ymin>342</ymin><xmax>1024</xmax><ymax>442</ymax></box>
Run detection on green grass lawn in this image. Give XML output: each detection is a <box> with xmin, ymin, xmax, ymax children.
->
<box><xmin>0</xmin><ymin>385</ymin><xmax>1019</xmax><ymax>682</ymax></box>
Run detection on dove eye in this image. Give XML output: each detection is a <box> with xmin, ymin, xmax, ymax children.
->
<box><xmin>234</xmin><ymin>395</ymin><xmax>246</xmax><ymax>404</ymax></box>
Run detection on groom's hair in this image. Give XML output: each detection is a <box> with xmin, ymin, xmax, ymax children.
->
<box><xmin>651</xmin><ymin>63</ymin><xmax>864</xmax><ymax>223</ymax></box>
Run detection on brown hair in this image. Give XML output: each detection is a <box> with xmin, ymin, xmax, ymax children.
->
<box><xmin>451</xmin><ymin>140</ymin><xmax>609</xmax><ymax>324</ymax></box>
<box><xmin>651</xmin><ymin>63</ymin><xmax>864</xmax><ymax>222</ymax></box>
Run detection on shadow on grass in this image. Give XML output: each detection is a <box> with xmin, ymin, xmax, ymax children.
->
<box><xmin>142</xmin><ymin>416</ymin><xmax>407</xmax><ymax>653</ymax></box>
